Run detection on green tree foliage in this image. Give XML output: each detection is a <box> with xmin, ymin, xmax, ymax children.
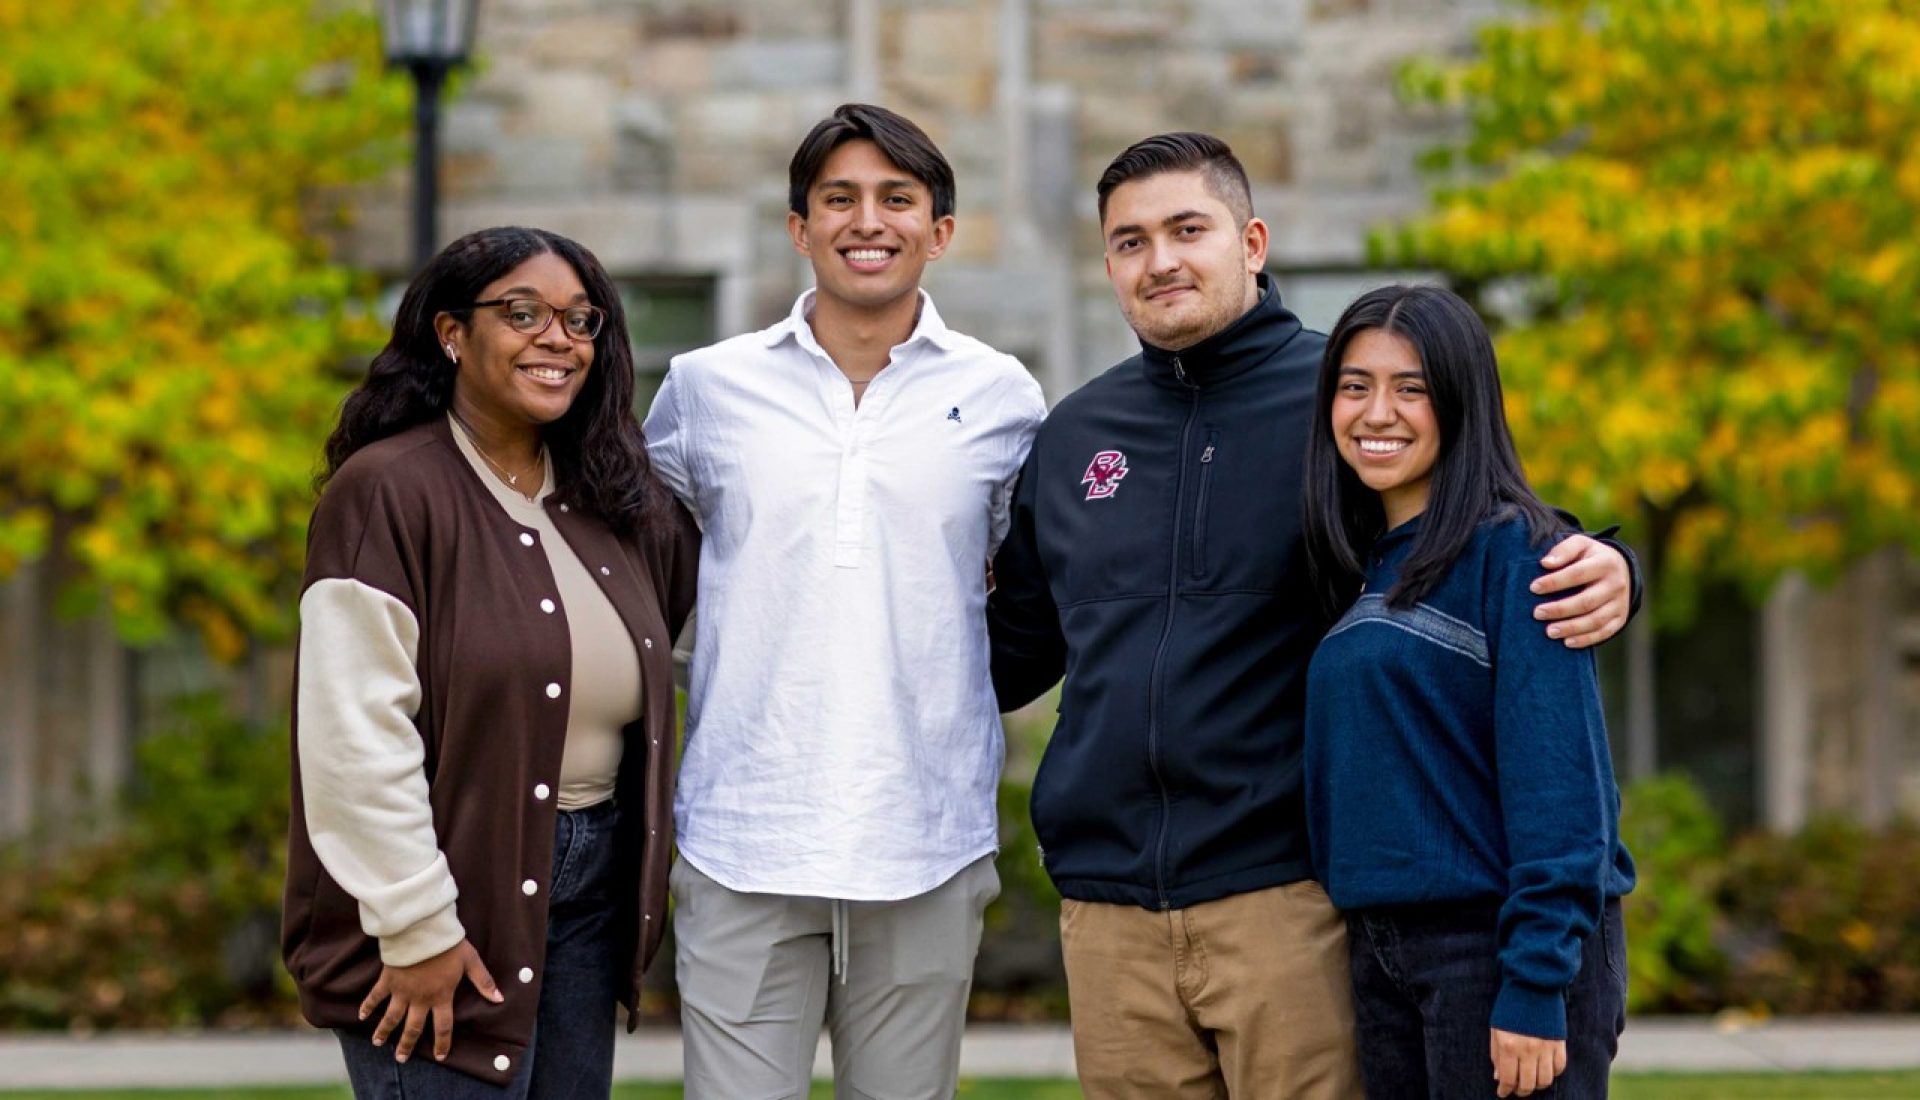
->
<box><xmin>0</xmin><ymin>1</ymin><xmax>408</xmax><ymax>656</ymax></box>
<box><xmin>1381</xmin><ymin>0</ymin><xmax>1920</xmax><ymax>617</ymax></box>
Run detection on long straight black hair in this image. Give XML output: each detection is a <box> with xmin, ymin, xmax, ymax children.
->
<box><xmin>320</xmin><ymin>226</ymin><xmax>660</xmax><ymax>532</ymax></box>
<box><xmin>1302</xmin><ymin>284</ymin><xmax>1566</xmax><ymax>617</ymax></box>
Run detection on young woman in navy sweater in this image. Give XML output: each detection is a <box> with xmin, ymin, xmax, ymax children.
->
<box><xmin>1301</xmin><ymin>285</ymin><xmax>1636</xmax><ymax>1099</ymax></box>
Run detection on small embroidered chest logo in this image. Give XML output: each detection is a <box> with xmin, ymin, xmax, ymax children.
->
<box><xmin>947</xmin><ymin>406</ymin><xmax>962</xmax><ymax>423</ymax></box>
<box><xmin>1081</xmin><ymin>450</ymin><xmax>1130</xmax><ymax>500</ymax></box>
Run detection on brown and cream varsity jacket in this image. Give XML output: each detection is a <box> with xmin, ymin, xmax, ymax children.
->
<box><xmin>281</xmin><ymin>418</ymin><xmax>697</xmax><ymax>1085</ymax></box>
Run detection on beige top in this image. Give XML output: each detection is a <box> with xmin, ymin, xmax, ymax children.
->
<box><xmin>449</xmin><ymin>415</ymin><xmax>640</xmax><ymax>809</ymax></box>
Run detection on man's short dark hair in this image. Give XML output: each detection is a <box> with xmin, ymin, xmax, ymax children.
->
<box><xmin>788</xmin><ymin>103</ymin><xmax>956</xmax><ymax>221</ymax></box>
<box><xmin>1096</xmin><ymin>132</ymin><xmax>1254</xmax><ymax>228</ymax></box>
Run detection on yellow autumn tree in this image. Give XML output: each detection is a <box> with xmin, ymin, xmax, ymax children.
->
<box><xmin>1381</xmin><ymin>0</ymin><xmax>1920</xmax><ymax>620</ymax></box>
<box><xmin>0</xmin><ymin>1</ymin><xmax>408</xmax><ymax>657</ymax></box>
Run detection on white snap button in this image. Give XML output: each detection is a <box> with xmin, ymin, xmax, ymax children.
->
<box><xmin>558</xmin><ymin>503</ymin><xmax>569</xmax><ymax>512</ymax></box>
<box><xmin>533</xmin><ymin>783</ymin><xmax>550</xmax><ymax>800</ymax></box>
<box><xmin>518</xmin><ymin>967</ymin><xmax>534</xmax><ymax>983</ymax></box>
<box><xmin>643</xmin><ymin>638</ymin><xmax>654</xmax><ymax>649</ymax></box>
<box><xmin>494</xmin><ymin>1055</ymin><xmax>511</xmax><ymax>1072</ymax></box>
<box><xmin>522</xmin><ymin>879</ymin><xmax>538</xmax><ymax>896</ymax></box>
<box><xmin>545</xmin><ymin>683</ymin><xmax>562</xmax><ymax>699</ymax></box>
<box><xmin>519</xmin><ymin>533</ymin><xmax>535</xmax><ymax>547</ymax></box>
<box><xmin>539</xmin><ymin>599</ymin><xmax>555</xmax><ymax>614</ymax></box>
<box><xmin>599</xmin><ymin>565</ymin><xmax>611</xmax><ymax>576</ymax></box>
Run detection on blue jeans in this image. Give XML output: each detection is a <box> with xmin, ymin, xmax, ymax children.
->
<box><xmin>337</xmin><ymin>799</ymin><xmax>624</xmax><ymax>1100</ymax></box>
<box><xmin>1346</xmin><ymin>898</ymin><xmax>1627</xmax><ymax>1099</ymax></box>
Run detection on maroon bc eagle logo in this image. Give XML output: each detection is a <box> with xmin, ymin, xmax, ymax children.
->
<box><xmin>1081</xmin><ymin>449</ymin><xmax>1130</xmax><ymax>500</ymax></box>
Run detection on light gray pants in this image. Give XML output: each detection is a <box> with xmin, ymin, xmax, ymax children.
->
<box><xmin>670</xmin><ymin>855</ymin><xmax>1000</xmax><ymax>1100</ymax></box>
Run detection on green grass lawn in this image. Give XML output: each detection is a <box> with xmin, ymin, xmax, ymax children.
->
<box><xmin>1613</xmin><ymin>1072</ymin><xmax>1920</xmax><ymax>1098</ymax></box>
<box><xmin>6</xmin><ymin>1075</ymin><xmax>1920</xmax><ymax>1099</ymax></box>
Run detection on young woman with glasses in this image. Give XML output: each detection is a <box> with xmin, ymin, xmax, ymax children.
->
<box><xmin>283</xmin><ymin>226</ymin><xmax>697</xmax><ymax>1098</ymax></box>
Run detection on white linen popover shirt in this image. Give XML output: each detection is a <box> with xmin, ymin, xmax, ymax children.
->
<box><xmin>644</xmin><ymin>289</ymin><xmax>1046</xmax><ymax>900</ymax></box>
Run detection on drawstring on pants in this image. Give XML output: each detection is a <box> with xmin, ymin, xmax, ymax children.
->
<box><xmin>831</xmin><ymin>899</ymin><xmax>849</xmax><ymax>985</ymax></box>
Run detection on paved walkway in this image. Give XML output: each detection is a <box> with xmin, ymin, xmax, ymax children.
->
<box><xmin>3</xmin><ymin>1018</ymin><xmax>1918</xmax><ymax>1089</ymax></box>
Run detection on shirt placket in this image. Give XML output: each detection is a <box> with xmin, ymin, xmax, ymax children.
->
<box><xmin>832</xmin><ymin>373</ymin><xmax>877</xmax><ymax>570</ymax></box>
<box><xmin>833</xmin><ymin>437</ymin><xmax>869</xmax><ymax>569</ymax></box>
<box><xmin>819</xmin><ymin>340</ymin><xmax>902</xmax><ymax>571</ymax></box>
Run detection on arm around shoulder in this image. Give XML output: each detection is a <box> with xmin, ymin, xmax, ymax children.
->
<box><xmin>987</xmin><ymin>445</ymin><xmax>1067</xmax><ymax>711</ymax></box>
<box><xmin>1532</xmin><ymin>515</ymin><xmax>1642</xmax><ymax>648</ymax></box>
<box><xmin>651</xmin><ymin>492</ymin><xmax>699</xmax><ymax>639</ymax></box>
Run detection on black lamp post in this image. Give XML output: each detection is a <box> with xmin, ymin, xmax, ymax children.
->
<box><xmin>380</xmin><ymin>0</ymin><xmax>479</xmax><ymax>272</ymax></box>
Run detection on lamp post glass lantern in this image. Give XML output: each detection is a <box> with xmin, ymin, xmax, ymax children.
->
<box><xmin>380</xmin><ymin>0</ymin><xmax>478</xmax><ymax>271</ymax></box>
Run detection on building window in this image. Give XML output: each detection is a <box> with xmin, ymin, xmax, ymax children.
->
<box><xmin>622</xmin><ymin>275</ymin><xmax>717</xmax><ymax>413</ymax></box>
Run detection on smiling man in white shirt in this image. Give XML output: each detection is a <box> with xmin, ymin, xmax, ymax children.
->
<box><xmin>642</xmin><ymin>103</ymin><xmax>1047</xmax><ymax>1100</ymax></box>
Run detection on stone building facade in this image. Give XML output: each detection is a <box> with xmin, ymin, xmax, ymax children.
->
<box><xmin>331</xmin><ymin>0</ymin><xmax>1498</xmax><ymax>398</ymax></box>
<box><xmin>4</xmin><ymin>0</ymin><xmax>1918</xmax><ymax>842</ymax></box>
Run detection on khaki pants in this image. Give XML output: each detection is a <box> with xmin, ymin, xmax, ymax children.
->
<box><xmin>1060</xmin><ymin>880</ymin><xmax>1362</xmax><ymax>1099</ymax></box>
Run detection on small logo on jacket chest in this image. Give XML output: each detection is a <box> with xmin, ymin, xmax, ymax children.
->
<box><xmin>1081</xmin><ymin>450</ymin><xmax>1130</xmax><ymax>500</ymax></box>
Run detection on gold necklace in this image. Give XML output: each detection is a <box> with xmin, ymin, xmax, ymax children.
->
<box><xmin>452</xmin><ymin>413</ymin><xmax>543</xmax><ymax>498</ymax></box>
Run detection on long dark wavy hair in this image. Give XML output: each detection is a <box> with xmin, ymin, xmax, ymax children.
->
<box><xmin>320</xmin><ymin>226</ymin><xmax>659</xmax><ymax>532</ymax></box>
<box><xmin>1302</xmin><ymin>284</ymin><xmax>1566</xmax><ymax>617</ymax></box>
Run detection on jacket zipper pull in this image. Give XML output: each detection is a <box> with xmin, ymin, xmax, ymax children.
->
<box><xmin>1200</xmin><ymin>444</ymin><xmax>1214</xmax><ymax>463</ymax></box>
<box><xmin>1172</xmin><ymin>356</ymin><xmax>1190</xmax><ymax>386</ymax></box>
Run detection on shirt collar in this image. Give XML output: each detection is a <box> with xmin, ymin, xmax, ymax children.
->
<box><xmin>1376</xmin><ymin>511</ymin><xmax>1426</xmax><ymax>551</ymax></box>
<box><xmin>762</xmin><ymin>288</ymin><xmax>957</xmax><ymax>355</ymax></box>
<box><xmin>1137</xmin><ymin>275</ymin><xmax>1304</xmax><ymax>390</ymax></box>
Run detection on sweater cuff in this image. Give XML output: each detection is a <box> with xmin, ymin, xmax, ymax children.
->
<box><xmin>1492</xmin><ymin>980</ymin><xmax>1567</xmax><ymax>1040</ymax></box>
<box><xmin>375</xmin><ymin>903</ymin><xmax>466</xmax><ymax>968</ymax></box>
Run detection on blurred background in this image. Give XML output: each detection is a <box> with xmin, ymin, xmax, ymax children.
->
<box><xmin>2</xmin><ymin>0</ymin><xmax>1918</xmax><ymax>1037</ymax></box>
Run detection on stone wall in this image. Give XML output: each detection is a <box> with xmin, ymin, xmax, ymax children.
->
<box><xmin>336</xmin><ymin>0</ymin><xmax>1503</xmax><ymax>392</ymax></box>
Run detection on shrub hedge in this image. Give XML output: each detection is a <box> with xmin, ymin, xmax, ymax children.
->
<box><xmin>0</xmin><ymin>694</ymin><xmax>297</xmax><ymax>1029</ymax></box>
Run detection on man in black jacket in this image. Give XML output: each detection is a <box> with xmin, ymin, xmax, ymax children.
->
<box><xmin>986</xmin><ymin>133</ymin><xmax>1636</xmax><ymax>1099</ymax></box>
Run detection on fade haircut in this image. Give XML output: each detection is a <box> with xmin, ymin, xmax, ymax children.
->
<box><xmin>788</xmin><ymin>103</ymin><xmax>956</xmax><ymax>221</ymax></box>
<box><xmin>1096</xmin><ymin>132</ymin><xmax>1254</xmax><ymax>228</ymax></box>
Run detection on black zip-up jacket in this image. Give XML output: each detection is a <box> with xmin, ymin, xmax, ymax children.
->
<box><xmin>988</xmin><ymin>281</ymin><xmax>1326</xmax><ymax>910</ymax></box>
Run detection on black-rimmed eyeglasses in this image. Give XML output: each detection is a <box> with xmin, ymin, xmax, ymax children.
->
<box><xmin>454</xmin><ymin>297</ymin><xmax>606</xmax><ymax>341</ymax></box>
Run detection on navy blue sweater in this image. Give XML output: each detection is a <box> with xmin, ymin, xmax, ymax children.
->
<box><xmin>1305</xmin><ymin>511</ymin><xmax>1636</xmax><ymax>1041</ymax></box>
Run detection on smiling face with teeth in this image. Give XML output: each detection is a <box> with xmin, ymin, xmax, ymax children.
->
<box><xmin>788</xmin><ymin>138</ymin><xmax>954</xmax><ymax>318</ymax></box>
<box><xmin>436</xmin><ymin>250</ymin><xmax>595</xmax><ymax>451</ymax></box>
<box><xmin>1332</xmin><ymin>327</ymin><xmax>1441</xmax><ymax>529</ymax></box>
